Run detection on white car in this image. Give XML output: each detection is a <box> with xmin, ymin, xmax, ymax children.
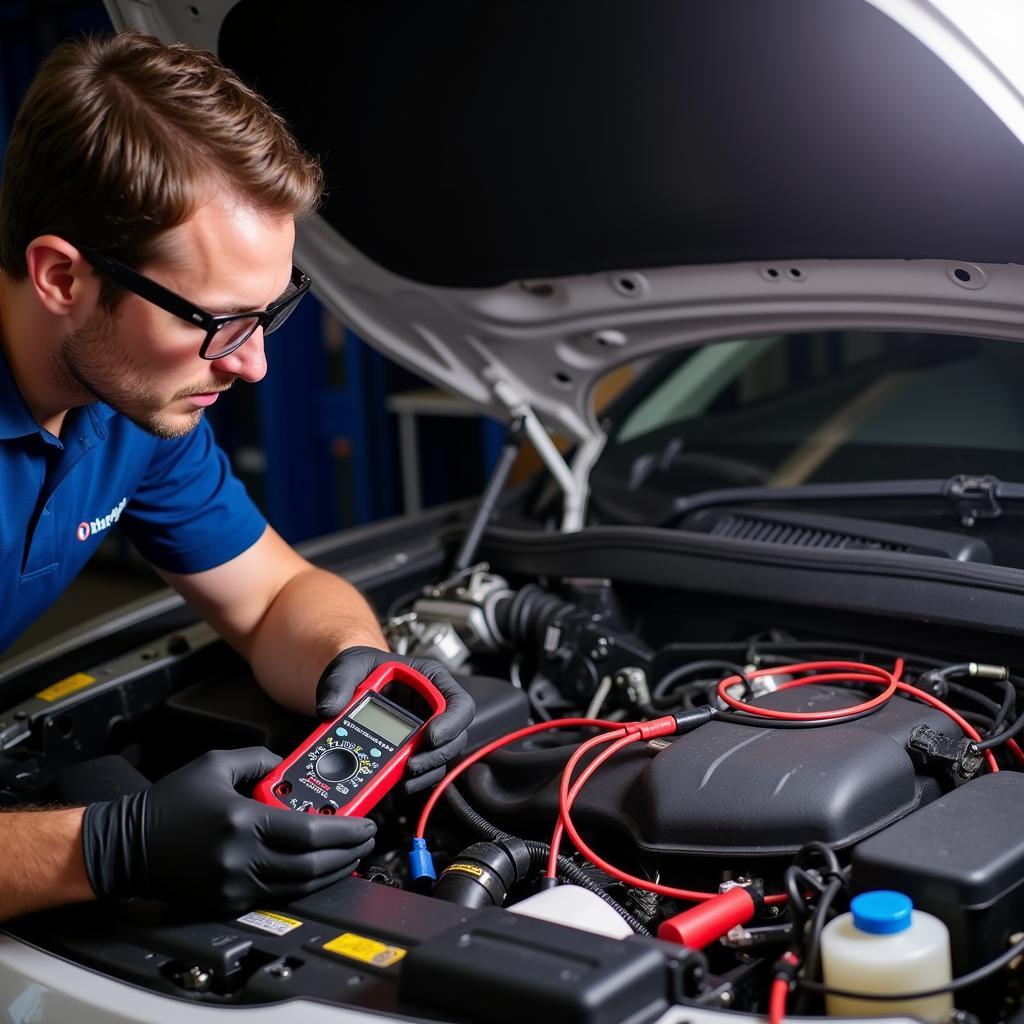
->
<box><xmin>4</xmin><ymin>1</ymin><xmax>1024</xmax><ymax>1021</ymax></box>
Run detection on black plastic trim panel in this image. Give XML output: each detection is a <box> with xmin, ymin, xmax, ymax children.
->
<box><xmin>478</xmin><ymin>526</ymin><xmax>1024</xmax><ymax>635</ymax></box>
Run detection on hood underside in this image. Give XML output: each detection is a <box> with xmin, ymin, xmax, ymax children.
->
<box><xmin>106</xmin><ymin>0</ymin><xmax>1024</xmax><ymax>459</ymax></box>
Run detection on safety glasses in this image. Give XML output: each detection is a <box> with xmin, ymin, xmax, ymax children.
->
<box><xmin>79</xmin><ymin>246</ymin><xmax>311</xmax><ymax>360</ymax></box>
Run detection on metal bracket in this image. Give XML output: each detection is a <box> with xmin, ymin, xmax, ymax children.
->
<box><xmin>945</xmin><ymin>474</ymin><xmax>1002</xmax><ymax>527</ymax></box>
<box><xmin>489</xmin><ymin>379</ymin><xmax>605</xmax><ymax>532</ymax></box>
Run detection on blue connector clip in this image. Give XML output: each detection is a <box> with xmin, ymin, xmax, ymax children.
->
<box><xmin>409</xmin><ymin>837</ymin><xmax>436</xmax><ymax>883</ymax></box>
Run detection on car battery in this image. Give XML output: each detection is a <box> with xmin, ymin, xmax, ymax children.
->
<box><xmin>853</xmin><ymin>771</ymin><xmax>1024</xmax><ymax>985</ymax></box>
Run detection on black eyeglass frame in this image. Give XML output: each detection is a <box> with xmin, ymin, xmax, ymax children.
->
<box><xmin>78</xmin><ymin>245</ymin><xmax>311</xmax><ymax>360</ymax></box>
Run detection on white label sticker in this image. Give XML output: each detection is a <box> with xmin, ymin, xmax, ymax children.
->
<box><xmin>236</xmin><ymin>910</ymin><xmax>303</xmax><ymax>936</ymax></box>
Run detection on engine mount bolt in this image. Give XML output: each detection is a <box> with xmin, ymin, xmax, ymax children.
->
<box><xmin>178</xmin><ymin>965</ymin><xmax>211</xmax><ymax>991</ymax></box>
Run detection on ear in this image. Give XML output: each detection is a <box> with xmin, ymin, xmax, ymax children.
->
<box><xmin>24</xmin><ymin>236</ymin><xmax>100</xmax><ymax>319</ymax></box>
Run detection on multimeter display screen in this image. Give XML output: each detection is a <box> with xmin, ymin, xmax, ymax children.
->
<box><xmin>350</xmin><ymin>696</ymin><xmax>417</xmax><ymax>745</ymax></box>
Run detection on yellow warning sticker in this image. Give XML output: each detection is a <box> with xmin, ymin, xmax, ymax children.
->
<box><xmin>236</xmin><ymin>910</ymin><xmax>303</xmax><ymax>936</ymax></box>
<box><xmin>445</xmin><ymin>862</ymin><xmax>484</xmax><ymax>878</ymax></box>
<box><xmin>35</xmin><ymin>672</ymin><xmax>97</xmax><ymax>702</ymax></box>
<box><xmin>323</xmin><ymin>932</ymin><xmax>407</xmax><ymax>968</ymax></box>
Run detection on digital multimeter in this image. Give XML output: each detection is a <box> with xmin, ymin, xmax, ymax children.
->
<box><xmin>254</xmin><ymin>662</ymin><xmax>446</xmax><ymax>816</ymax></box>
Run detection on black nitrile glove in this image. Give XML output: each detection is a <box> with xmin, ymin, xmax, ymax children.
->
<box><xmin>315</xmin><ymin>647</ymin><xmax>475</xmax><ymax>794</ymax></box>
<box><xmin>82</xmin><ymin>747</ymin><xmax>375</xmax><ymax>912</ymax></box>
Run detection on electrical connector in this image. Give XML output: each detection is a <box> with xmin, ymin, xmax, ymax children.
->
<box><xmin>408</xmin><ymin>837</ymin><xmax>436</xmax><ymax>883</ymax></box>
<box><xmin>907</xmin><ymin>724</ymin><xmax>984</xmax><ymax>780</ymax></box>
<box><xmin>723</xmin><ymin>923</ymin><xmax>794</xmax><ymax>948</ymax></box>
<box><xmin>968</xmin><ymin>662</ymin><xmax>1009</xmax><ymax>681</ymax></box>
<box><xmin>672</xmin><ymin>706</ymin><xmax>717</xmax><ymax>733</ymax></box>
<box><xmin>657</xmin><ymin>883</ymin><xmax>760</xmax><ymax>948</ymax></box>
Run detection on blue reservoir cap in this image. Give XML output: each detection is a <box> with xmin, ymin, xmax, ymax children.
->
<box><xmin>851</xmin><ymin>890</ymin><xmax>913</xmax><ymax>934</ymax></box>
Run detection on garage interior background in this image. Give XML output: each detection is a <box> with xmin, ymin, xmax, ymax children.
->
<box><xmin>0</xmin><ymin>1</ymin><xmax>506</xmax><ymax>656</ymax></box>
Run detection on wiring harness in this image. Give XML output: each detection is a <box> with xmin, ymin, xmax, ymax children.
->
<box><xmin>410</xmin><ymin>652</ymin><xmax>1024</xmax><ymax>1017</ymax></box>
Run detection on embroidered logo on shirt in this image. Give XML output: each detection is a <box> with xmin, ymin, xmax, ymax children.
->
<box><xmin>77</xmin><ymin>496</ymin><xmax>128</xmax><ymax>541</ymax></box>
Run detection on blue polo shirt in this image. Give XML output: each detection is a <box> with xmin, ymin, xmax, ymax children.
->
<box><xmin>0</xmin><ymin>345</ymin><xmax>267</xmax><ymax>653</ymax></box>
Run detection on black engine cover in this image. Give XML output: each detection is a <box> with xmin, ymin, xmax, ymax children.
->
<box><xmin>465</xmin><ymin>686</ymin><xmax>951</xmax><ymax>857</ymax></box>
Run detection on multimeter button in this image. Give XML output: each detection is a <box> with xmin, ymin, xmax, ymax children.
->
<box><xmin>370</xmin><ymin>748</ymin><xmax>382</xmax><ymax>758</ymax></box>
<box><xmin>314</xmin><ymin>747</ymin><xmax>359</xmax><ymax>783</ymax></box>
<box><xmin>335</xmin><ymin>727</ymin><xmax>348</xmax><ymax>738</ymax></box>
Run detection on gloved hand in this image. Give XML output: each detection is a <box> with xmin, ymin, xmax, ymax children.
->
<box><xmin>316</xmin><ymin>647</ymin><xmax>475</xmax><ymax>794</ymax></box>
<box><xmin>81</xmin><ymin>747</ymin><xmax>375</xmax><ymax>912</ymax></box>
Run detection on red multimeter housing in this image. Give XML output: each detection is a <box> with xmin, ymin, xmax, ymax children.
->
<box><xmin>254</xmin><ymin>662</ymin><xmax>446</xmax><ymax>816</ymax></box>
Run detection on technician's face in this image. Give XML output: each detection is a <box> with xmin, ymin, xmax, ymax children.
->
<box><xmin>58</xmin><ymin>193</ymin><xmax>295</xmax><ymax>439</ymax></box>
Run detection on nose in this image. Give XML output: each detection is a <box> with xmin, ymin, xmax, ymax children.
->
<box><xmin>210</xmin><ymin>328</ymin><xmax>268</xmax><ymax>383</ymax></box>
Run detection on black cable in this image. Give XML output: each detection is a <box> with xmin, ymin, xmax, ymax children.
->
<box><xmin>975</xmin><ymin>704</ymin><xmax>1024</xmax><ymax>751</ymax></box>
<box><xmin>658</xmin><ymin>638</ymin><xmax>949</xmax><ymax>672</ymax></box>
<box><xmin>793</xmin><ymin>841</ymin><xmax>841</xmax><ymax>877</ymax></box>
<box><xmin>959</xmin><ymin>710</ymin><xmax>995</xmax><ymax>733</ymax></box>
<box><xmin>652</xmin><ymin>660</ymin><xmax>752</xmax><ymax>706</ymax></box>
<box><xmin>920</xmin><ymin>665</ymin><xmax>1022</xmax><ymax>748</ymax></box>
<box><xmin>783</xmin><ymin>866</ymin><xmax>823</xmax><ymax>927</ymax></box>
<box><xmin>931</xmin><ymin>672</ymin><xmax>1015</xmax><ymax>737</ymax></box>
<box><xmin>785</xmin><ymin>843</ymin><xmax>847</xmax><ymax>1016</ymax></box>
<box><xmin>713</xmin><ymin>706</ymin><xmax>882</xmax><ymax>729</ymax></box>
<box><xmin>440</xmin><ymin>784</ymin><xmax>652</xmax><ymax>935</ymax></box>
<box><xmin>798</xmin><ymin>875</ymin><xmax>844</xmax><ymax>1011</ymax></box>
<box><xmin>799</xmin><ymin>935</ymin><xmax>1024</xmax><ymax>1000</ymax></box>
<box><xmin>988</xmin><ymin>676</ymin><xmax>1017</xmax><ymax>736</ymax></box>
<box><xmin>945</xmin><ymin>682</ymin><xmax>1001</xmax><ymax>719</ymax></box>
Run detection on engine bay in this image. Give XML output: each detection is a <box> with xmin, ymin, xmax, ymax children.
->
<box><xmin>3</xmin><ymin>534</ymin><xmax>1024</xmax><ymax>1024</ymax></box>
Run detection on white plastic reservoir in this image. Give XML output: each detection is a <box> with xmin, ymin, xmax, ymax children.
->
<box><xmin>820</xmin><ymin>890</ymin><xmax>953</xmax><ymax>1022</ymax></box>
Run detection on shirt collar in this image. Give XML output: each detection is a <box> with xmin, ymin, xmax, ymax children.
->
<box><xmin>0</xmin><ymin>340</ymin><xmax>44</xmax><ymax>440</ymax></box>
<box><xmin>0</xmin><ymin>340</ymin><xmax>117</xmax><ymax>442</ymax></box>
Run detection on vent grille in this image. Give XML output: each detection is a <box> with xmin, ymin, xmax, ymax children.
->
<box><xmin>709</xmin><ymin>514</ymin><xmax>910</xmax><ymax>553</ymax></box>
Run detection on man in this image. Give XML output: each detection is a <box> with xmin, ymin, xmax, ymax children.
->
<box><xmin>0</xmin><ymin>32</ymin><xmax>473</xmax><ymax>919</ymax></box>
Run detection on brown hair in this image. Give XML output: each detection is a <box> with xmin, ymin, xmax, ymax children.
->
<box><xmin>0</xmin><ymin>31</ymin><xmax>322</xmax><ymax>299</ymax></box>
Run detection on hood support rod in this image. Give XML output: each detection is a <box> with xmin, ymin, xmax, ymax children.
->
<box><xmin>491</xmin><ymin>379</ymin><xmax>604</xmax><ymax>532</ymax></box>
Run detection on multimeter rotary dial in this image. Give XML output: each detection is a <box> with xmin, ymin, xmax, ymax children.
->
<box><xmin>313</xmin><ymin>747</ymin><xmax>360</xmax><ymax>783</ymax></box>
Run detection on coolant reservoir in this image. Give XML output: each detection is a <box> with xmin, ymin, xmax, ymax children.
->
<box><xmin>821</xmin><ymin>890</ymin><xmax>953</xmax><ymax>1022</ymax></box>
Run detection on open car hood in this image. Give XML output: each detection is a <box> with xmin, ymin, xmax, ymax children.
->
<box><xmin>107</xmin><ymin>0</ymin><xmax>1024</xmax><ymax>493</ymax></box>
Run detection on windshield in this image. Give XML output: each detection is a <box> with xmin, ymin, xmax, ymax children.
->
<box><xmin>591</xmin><ymin>330</ymin><xmax>1024</xmax><ymax>559</ymax></box>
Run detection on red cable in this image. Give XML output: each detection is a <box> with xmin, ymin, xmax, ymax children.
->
<box><xmin>422</xmin><ymin>657</ymin><xmax>998</xmax><ymax>913</ymax></box>
<box><xmin>547</xmin><ymin>730</ymin><xmax>637</xmax><ymax>878</ymax></box>
<box><xmin>769</xmin><ymin>953</ymin><xmax>800</xmax><ymax>1024</ymax></box>
<box><xmin>766</xmin><ymin>673</ymin><xmax>999</xmax><ymax>774</ymax></box>
<box><xmin>554</xmin><ymin>727</ymin><xmax>788</xmax><ymax>905</ymax></box>
<box><xmin>769</xmin><ymin>977</ymin><xmax>789</xmax><ymax>1024</ymax></box>
<box><xmin>551</xmin><ymin>656</ymin><xmax>997</xmax><ymax>904</ymax></box>
<box><xmin>415</xmin><ymin>716</ymin><xmax>624</xmax><ymax>839</ymax></box>
<box><xmin>716</xmin><ymin>660</ymin><xmax>901</xmax><ymax>720</ymax></box>
<box><xmin>716</xmin><ymin>659</ymin><xmax>999</xmax><ymax>772</ymax></box>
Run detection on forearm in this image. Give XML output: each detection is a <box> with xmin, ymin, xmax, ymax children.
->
<box><xmin>0</xmin><ymin>807</ymin><xmax>95</xmax><ymax>920</ymax></box>
<box><xmin>248</xmin><ymin>566</ymin><xmax>387</xmax><ymax>714</ymax></box>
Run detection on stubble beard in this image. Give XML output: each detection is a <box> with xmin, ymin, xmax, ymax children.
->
<box><xmin>53</xmin><ymin>311</ymin><xmax>226</xmax><ymax>440</ymax></box>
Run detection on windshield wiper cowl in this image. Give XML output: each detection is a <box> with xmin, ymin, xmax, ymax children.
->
<box><xmin>663</xmin><ymin>475</ymin><xmax>1024</xmax><ymax>528</ymax></box>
